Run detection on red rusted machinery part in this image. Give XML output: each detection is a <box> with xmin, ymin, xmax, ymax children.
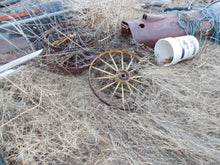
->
<box><xmin>121</xmin><ymin>8</ymin><xmax>217</xmax><ymax>48</ymax></box>
<box><xmin>43</xmin><ymin>22</ymin><xmax>106</xmax><ymax>75</ymax></box>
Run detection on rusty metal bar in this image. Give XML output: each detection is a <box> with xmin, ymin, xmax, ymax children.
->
<box><xmin>0</xmin><ymin>9</ymin><xmax>72</xmax><ymax>30</ymax></box>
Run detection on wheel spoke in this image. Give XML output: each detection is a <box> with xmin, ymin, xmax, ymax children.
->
<box><xmin>91</xmin><ymin>66</ymin><xmax>114</xmax><ymax>76</ymax></box>
<box><xmin>121</xmin><ymin>84</ymin><xmax>125</xmax><ymax>106</ymax></box>
<box><xmin>130</xmin><ymin>78</ymin><xmax>145</xmax><ymax>84</ymax></box>
<box><xmin>96</xmin><ymin>81</ymin><xmax>117</xmax><ymax>93</ymax></box>
<box><xmin>52</xmin><ymin>37</ymin><xmax>64</xmax><ymax>46</ymax></box>
<box><xmin>90</xmin><ymin>75</ymin><xmax>115</xmax><ymax>80</ymax></box>
<box><xmin>129</xmin><ymin>68</ymin><xmax>139</xmax><ymax>73</ymax></box>
<box><xmin>59</xmin><ymin>54</ymin><xmax>74</xmax><ymax>65</ymax></box>
<box><xmin>75</xmin><ymin>55</ymin><xmax>78</xmax><ymax>68</ymax></box>
<box><xmin>108</xmin><ymin>82</ymin><xmax>120</xmax><ymax>104</ymax></box>
<box><xmin>109</xmin><ymin>52</ymin><xmax>119</xmax><ymax>71</ymax></box>
<box><xmin>52</xmin><ymin>40</ymin><xmax>60</xmax><ymax>46</ymax></box>
<box><xmin>126</xmin><ymin>82</ymin><xmax>133</xmax><ymax>94</ymax></box>
<box><xmin>127</xmin><ymin>82</ymin><xmax>143</xmax><ymax>94</ymax></box>
<box><xmin>99</xmin><ymin>58</ymin><xmax>117</xmax><ymax>71</ymax></box>
<box><xmin>121</xmin><ymin>52</ymin><xmax>124</xmax><ymax>70</ymax></box>
<box><xmin>126</xmin><ymin>56</ymin><xmax>134</xmax><ymax>71</ymax></box>
<box><xmin>131</xmin><ymin>75</ymin><xmax>145</xmax><ymax>79</ymax></box>
<box><xmin>52</xmin><ymin>37</ymin><xmax>68</xmax><ymax>46</ymax></box>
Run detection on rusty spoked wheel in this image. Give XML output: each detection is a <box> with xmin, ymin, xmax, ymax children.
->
<box><xmin>43</xmin><ymin>23</ymin><xmax>105</xmax><ymax>75</ymax></box>
<box><xmin>88</xmin><ymin>50</ymin><xmax>145</xmax><ymax>110</ymax></box>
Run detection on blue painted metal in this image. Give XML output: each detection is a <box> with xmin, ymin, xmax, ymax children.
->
<box><xmin>0</xmin><ymin>154</ymin><xmax>4</xmax><ymax>165</ymax></box>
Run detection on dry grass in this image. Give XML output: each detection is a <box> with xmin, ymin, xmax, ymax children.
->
<box><xmin>82</xmin><ymin>0</ymin><xmax>139</xmax><ymax>34</ymax></box>
<box><xmin>0</xmin><ymin>0</ymin><xmax>220</xmax><ymax>164</ymax></box>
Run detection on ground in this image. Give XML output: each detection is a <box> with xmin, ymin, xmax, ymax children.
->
<box><xmin>0</xmin><ymin>0</ymin><xmax>219</xmax><ymax>164</ymax></box>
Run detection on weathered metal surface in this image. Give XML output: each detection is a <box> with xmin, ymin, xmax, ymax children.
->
<box><xmin>43</xmin><ymin>22</ymin><xmax>106</xmax><ymax>75</ymax></box>
<box><xmin>0</xmin><ymin>9</ymin><xmax>42</xmax><ymax>22</ymax></box>
<box><xmin>122</xmin><ymin>12</ymin><xmax>187</xmax><ymax>47</ymax></box>
<box><xmin>0</xmin><ymin>49</ymin><xmax>43</xmax><ymax>73</ymax></box>
<box><xmin>122</xmin><ymin>1</ymin><xmax>220</xmax><ymax>47</ymax></box>
<box><xmin>0</xmin><ymin>37</ymin><xmax>29</xmax><ymax>64</ymax></box>
<box><xmin>0</xmin><ymin>0</ymin><xmax>20</xmax><ymax>8</ymax></box>
<box><xmin>0</xmin><ymin>1</ymin><xmax>73</xmax><ymax>64</ymax></box>
<box><xmin>0</xmin><ymin>37</ymin><xmax>29</xmax><ymax>52</ymax></box>
<box><xmin>0</xmin><ymin>153</ymin><xmax>4</xmax><ymax>165</ymax></box>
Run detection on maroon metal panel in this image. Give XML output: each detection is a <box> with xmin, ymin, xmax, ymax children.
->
<box><xmin>0</xmin><ymin>37</ymin><xmax>29</xmax><ymax>64</ymax></box>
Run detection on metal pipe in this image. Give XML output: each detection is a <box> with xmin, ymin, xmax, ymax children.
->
<box><xmin>0</xmin><ymin>9</ymin><xmax>73</xmax><ymax>30</ymax></box>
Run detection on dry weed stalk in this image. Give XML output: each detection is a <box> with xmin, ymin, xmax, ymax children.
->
<box><xmin>0</xmin><ymin>75</ymin><xmax>61</xmax><ymax>127</ymax></box>
<box><xmin>83</xmin><ymin>0</ymin><xmax>139</xmax><ymax>34</ymax></box>
<box><xmin>0</xmin><ymin>0</ymin><xmax>219</xmax><ymax>164</ymax></box>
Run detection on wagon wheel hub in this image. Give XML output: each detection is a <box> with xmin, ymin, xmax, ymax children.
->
<box><xmin>115</xmin><ymin>70</ymin><xmax>131</xmax><ymax>84</ymax></box>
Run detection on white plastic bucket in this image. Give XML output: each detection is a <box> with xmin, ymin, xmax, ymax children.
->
<box><xmin>154</xmin><ymin>35</ymin><xmax>199</xmax><ymax>66</ymax></box>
